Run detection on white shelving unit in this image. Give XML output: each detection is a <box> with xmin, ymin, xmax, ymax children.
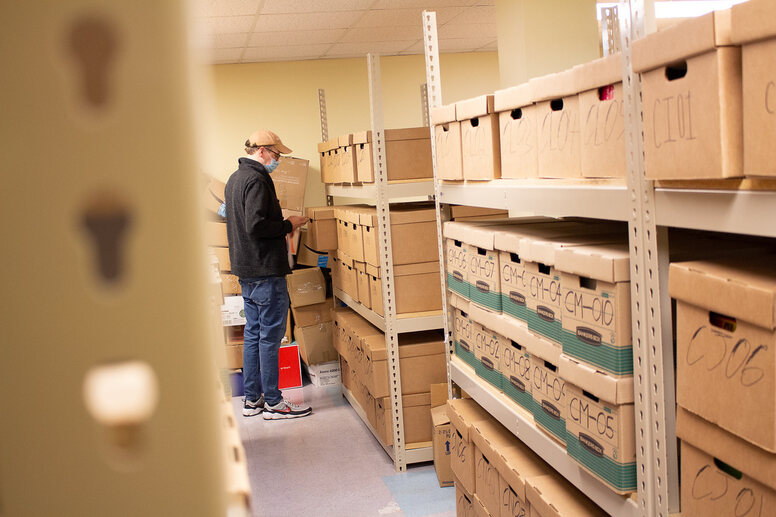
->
<box><xmin>319</xmin><ymin>55</ymin><xmax>443</xmax><ymax>472</ymax></box>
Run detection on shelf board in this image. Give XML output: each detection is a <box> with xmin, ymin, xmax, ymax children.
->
<box><xmin>342</xmin><ymin>386</ymin><xmax>433</xmax><ymax>466</ymax></box>
<box><xmin>450</xmin><ymin>357</ymin><xmax>639</xmax><ymax>517</ymax></box>
<box><xmin>326</xmin><ymin>180</ymin><xmax>435</xmax><ymax>202</ymax></box>
<box><xmin>333</xmin><ymin>288</ymin><xmax>444</xmax><ymax>333</ymax></box>
<box><xmin>438</xmin><ymin>180</ymin><xmax>629</xmax><ymax>221</ymax></box>
<box><xmin>655</xmin><ymin>187</ymin><xmax>776</xmax><ymax>238</ymax></box>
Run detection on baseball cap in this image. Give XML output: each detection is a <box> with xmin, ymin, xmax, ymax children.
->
<box><xmin>246</xmin><ymin>129</ymin><xmax>292</xmax><ymax>155</ymax></box>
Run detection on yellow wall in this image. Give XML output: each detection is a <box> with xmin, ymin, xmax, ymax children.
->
<box><xmin>203</xmin><ymin>52</ymin><xmax>500</xmax><ymax>208</ymax></box>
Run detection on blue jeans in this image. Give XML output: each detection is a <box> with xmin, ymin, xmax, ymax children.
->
<box><xmin>239</xmin><ymin>276</ymin><xmax>289</xmax><ymax>406</ymax></box>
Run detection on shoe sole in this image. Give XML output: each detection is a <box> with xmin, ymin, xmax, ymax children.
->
<box><xmin>263</xmin><ymin>410</ymin><xmax>312</xmax><ymax>420</ymax></box>
<box><xmin>242</xmin><ymin>408</ymin><xmax>263</xmax><ymax>417</ymax></box>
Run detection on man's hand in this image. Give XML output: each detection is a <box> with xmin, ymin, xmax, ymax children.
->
<box><xmin>287</xmin><ymin>215</ymin><xmax>310</xmax><ymax>232</ymax></box>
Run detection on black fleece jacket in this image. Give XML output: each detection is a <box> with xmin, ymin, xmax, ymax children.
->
<box><xmin>224</xmin><ymin>158</ymin><xmax>293</xmax><ymax>279</ymax></box>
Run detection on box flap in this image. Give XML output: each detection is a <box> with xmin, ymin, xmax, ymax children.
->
<box><xmin>632</xmin><ymin>10</ymin><xmax>733</xmax><ymax>73</ymax></box>
<box><xmin>677</xmin><ymin>405</ymin><xmax>776</xmax><ymax>492</ymax></box>
<box><xmin>558</xmin><ymin>354</ymin><xmax>634</xmax><ymax>405</ymax></box>
<box><xmin>554</xmin><ymin>243</ymin><xmax>631</xmax><ymax>283</ymax></box>
<box><xmin>431</xmin><ymin>103</ymin><xmax>457</xmax><ymax>125</ymax></box>
<box><xmin>731</xmin><ymin>0</ymin><xmax>776</xmax><ymax>45</ymax></box>
<box><xmin>523</xmin><ymin>331</ymin><xmax>560</xmax><ymax>364</ymax></box>
<box><xmin>526</xmin><ymin>474</ymin><xmax>608</xmax><ymax>517</ymax></box>
<box><xmin>337</xmin><ymin>134</ymin><xmax>353</xmax><ymax>147</ymax></box>
<box><xmin>668</xmin><ymin>256</ymin><xmax>776</xmax><ymax>329</ymax></box>
<box><xmin>447</xmin><ymin>398</ymin><xmax>491</xmax><ymax>442</ymax></box>
<box><xmin>353</xmin><ymin>130</ymin><xmax>370</xmax><ymax>145</ymax></box>
<box><xmin>366</xmin><ymin>263</ymin><xmax>380</xmax><ymax>278</ymax></box>
<box><xmin>306</xmin><ymin>205</ymin><xmax>336</xmax><ymax>221</ymax></box>
<box><xmin>574</xmin><ymin>53</ymin><xmax>623</xmax><ymax>93</ymax></box>
<box><xmin>318</xmin><ymin>139</ymin><xmax>339</xmax><ymax>152</ymax></box>
<box><xmin>386</xmin><ymin>127</ymin><xmax>430</xmax><ymax>141</ymax></box>
<box><xmin>431</xmin><ymin>404</ymin><xmax>451</xmax><ymax>426</ymax></box>
<box><xmin>530</xmin><ymin>68</ymin><xmax>577</xmax><ymax>102</ymax></box>
<box><xmin>456</xmin><ymin>94</ymin><xmax>496</xmax><ymax>121</ymax></box>
<box><xmin>337</xmin><ymin>250</ymin><xmax>355</xmax><ymax>267</ymax></box>
<box><xmin>494</xmin><ymin>442</ymin><xmax>553</xmax><ymax>503</ymax></box>
<box><xmin>494</xmin><ymin>82</ymin><xmax>534</xmax><ymax>112</ymax></box>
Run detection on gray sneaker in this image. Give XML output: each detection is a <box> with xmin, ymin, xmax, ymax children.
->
<box><xmin>263</xmin><ymin>399</ymin><xmax>312</xmax><ymax>420</ymax></box>
<box><xmin>242</xmin><ymin>394</ymin><xmax>264</xmax><ymax>417</ymax></box>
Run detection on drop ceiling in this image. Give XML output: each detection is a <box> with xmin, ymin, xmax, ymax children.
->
<box><xmin>197</xmin><ymin>0</ymin><xmax>497</xmax><ymax>64</ymax></box>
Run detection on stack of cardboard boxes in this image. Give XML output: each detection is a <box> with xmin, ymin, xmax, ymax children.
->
<box><xmin>447</xmin><ymin>398</ymin><xmax>607</xmax><ymax>517</ymax></box>
<box><xmin>443</xmin><ymin>218</ymin><xmax>638</xmax><ymax>495</ymax></box>
<box><xmin>332</xmin><ymin>306</ymin><xmax>447</xmax><ymax>448</ymax></box>
<box><xmin>331</xmin><ymin>203</ymin><xmax>443</xmax><ymax>316</ymax></box>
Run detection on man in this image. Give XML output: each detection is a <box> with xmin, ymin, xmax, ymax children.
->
<box><xmin>225</xmin><ymin>129</ymin><xmax>311</xmax><ymax>420</ymax></box>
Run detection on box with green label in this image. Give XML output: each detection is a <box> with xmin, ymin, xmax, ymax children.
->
<box><xmin>560</xmin><ymin>354</ymin><xmax>636</xmax><ymax>494</ymax></box>
<box><xmin>526</xmin><ymin>331</ymin><xmax>567</xmax><ymax>446</ymax></box>
<box><xmin>470</xmin><ymin>305</ymin><xmax>505</xmax><ymax>390</ymax></box>
<box><xmin>556</xmin><ymin>242</ymin><xmax>632</xmax><ymax>377</ymax></box>
<box><xmin>451</xmin><ymin>294</ymin><xmax>478</xmax><ymax>369</ymax></box>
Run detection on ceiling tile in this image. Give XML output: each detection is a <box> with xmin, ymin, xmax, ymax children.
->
<box><xmin>196</xmin><ymin>0</ymin><xmax>261</xmax><ymax>17</ymax></box>
<box><xmin>326</xmin><ymin>40</ymin><xmax>417</xmax><ymax>57</ymax></box>
<box><xmin>205</xmin><ymin>16</ymin><xmax>256</xmax><ymax>34</ymax></box>
<box><xmin>340</xmin><ymin>25</ymin><xmax>422</xmax><ymax>43</ymax></box>
<box><xmin>214</xmin><ymin>33</ymin><xmax>249</xmax><ymax>48</ymax></box>
<box><xmin>249</xmin><ymin>28</ymin><xmax>346</xmax><ymax>46</ymax></box>
<box><xmin>478</xmin><ymin>39</ymin><xmax>497</xmax><ymax>51</ymax></box>
<box><xmin>438</xmin><ymin>23</ymin><xmax>496</xmax><ymax>39</ymax></box>
<box><xmin>438</xmin><ymin>36</ymin><xmax>496</xmax><ymax>52</ymax></box>
<box><xmin>371</xmin><ymin>0</ymin><xmax>475</xmax><ymax>8</ymax></box>
<box><xmin>255</xmin><ymin>11</ymin><xmax>366</xmax><ymax>32</ymax></box>
<box><xmin>444</xmin><ymin>4</ymin><xmax>496</xmax><ymax>25</ymax></box>
<box><xmin>353</xmin><ymin>7</ymin><xmax>465</xmax><ymax>28</ymax></box>
<box><xmin>261</xmin><ymin>0</ymin><xmax>374</xmax><ymax>14</ymax></box>
<box><xmin>243</xmin><ymin>44</ymin><xmax>331</xmax><ymax>61</ymax></box>
<box><xmin>210</xmin><ymin>47</ymin><xmax>243</xmax><ymax>63</ymax></box>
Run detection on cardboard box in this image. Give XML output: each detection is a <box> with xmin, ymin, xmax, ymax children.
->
<box><xmin>210</xmin><ymin>246</ymin><xmax>231</xmax><ymax>272</ymax></box>
<box><xmin>290</xmin><ymin>298</ymin><xmax>331</xmax><ymax>328</ymax></box>
<box><xmin>305</xmin><ymin>206</ymin><xmax>337</xmax><ymax>251</ymax></box>
<box><xmin>278</xmin><ymin>342</ymin><xmax>302</xmax><ymax>389</ymax></box>
<box><xmin>457</xmin><ymin>95</ymin><xmax>501</xmax><ymax>181</ymax></box>
<box><xmin>273</xmin><ymin>157</ymin><xmax>308</xmax><ymax>212</ymax></box>
<box><xmin>670</xmin><ymin>256</ymin><xmax>776</xmax><ymax>452</ymax></box>
<box><xmin>221</xmin><ymin>295</ymin><xmax>246</xmax><ymax>326</ymax></box>
<box><xmin>283</xmin><ymin>309</ymin><xmax>292</xmax><ymax>345</ymax></box>
<box><xmin>221</xmin><ymin>273</ymin><xmax>241</xmax><ymax>296</ymax></box>
<box><xmin>453</xmin><ymin>306</ymin><xmax>478</xmax><ymax>369</ymax></box>
<box><xmin>556</xmin><ymin>242</ymin><xmax>632</xmax><ymax>377</ymax></box>
<box><xmin>333</xmin><ymin>251</ymin><xmax>359</xmax><ymax>302</ymax></box>
<box><xmin>473</xmin><ymin>494</ymin><xmax>492</xmax><ymax>517</ymax></box>
<box><xmin>430</xmin><ymin>382</ymin><xmax>449</xmax><ymax>408</ymax></box>
<box><xmin>456</xmin><ymin>479</ymin><xmax>476</xmax><ymax>517</ymax></box>
<box><xmin>444</xmin><ymin>233</ymin><xmax>471</xmax><ymax>299</ymax></box>
<box><xmin>531</xmin><ymin>69</ymin><xmax>582</xmax><ymax>179</ymax></box>
<box><xmin>559</xmin><ymin>354</ymin><xmax>636</xmax><ymax>494</ymax></box>
<box><xmin>295</xmin><ymin>322</ymin><xmax>335</xmax><ymax>366</ymax></box>
<box><xmin>494</xmin><ymin>439</ymin><xmax>554</xmax><ymax>517</ymax></box>
<box><xmin>206</xmin><ymin>221</ymin><xmax>228</xmax><ymax>247</ymax></box>
<box><xmin>375</xmin><ymin>392</ymin><xmax>433</xmax><ymax>446</ymax></box>
<box><xmin>633</xmin><ymin>10</ymin><xmax>743</xmax><ymax>179</ymax></box>
<box><xmin>576</xmin><ymin>53</ymin><xmax>626</xmax><ymax>179</ymax></box>
<box><xmin>353</xmin><ymin>127</ymin><xmax>433</xmax><ymax>182</ymax></box>
<box><xmin>432</xmin><ymin>104</ymin><xmax>463</xmax><ymax>181</ymax></box>
<box><xmin>296</xmin><ymin>231</ymin><xmax>330</xmax><ymax>268</ymax></box>
<box><xmin>495</xmin><ymin>82</ymin><xmax>538</xmax><ymax>179</ymax></box>
<box><xmin>340</xmin><ymin>356</ymin><xmax>352</xmax><ymax>390</ymax></box>
<box><xmin>527</xmin><ymin>333</ymin><xmax>567</xmax><ymax>446</ymax></box>
<box><xmin>224</xmin><ymin>344</ymin><xmax>243</xmax><ymax>370</ymax></box>
<box><xmin>731</xmin><ymin>0</ymin><xmax>776</xmax><ymax>177</ymax></box>
<box><xmin>286</xmin><ymin>267</ymin><xmax>326</xmax><ymax>308</ymax></box>
<box><xmin>362</xmin><ymin>330</ymin><xmax>446</xmax><ymax>397</ymax></box>
<box><xmin>451</xmin><ymin>206</ymin><xmax>509</xmax><ymax>220</ymax></box>
<box><xmin>204</xmin><ymin>175</ymin><xmax>226</xmax><ymax>216</ymax></box>
<box><xmin>361</xmin><ymin>205</ymin><xmax>439</xmax><ymax>267</ymax></box>
<box><xmin>432</xmin><ymin>405</ymin><xmax>455</xmax><ymax>487</ymax></box>
<box><xmin>368</xmin><ymin>261</ymin><xmax>442</xmax><ymax>316</ymax></box>
<box><xmin>470</xmin><ymin>305</ymin><xmax>506</xmax><ymax>390</ymax></box>
<box><xmin>318</xmin><ymin>139</ymin><xmax>338</xmax><ymax>184</ymax></box>
<box><xmin>306</xmin><ymin>360</ymin><xmax>341</xmax><ymax>387</ymax></box>
<box><xmin>337</xmin><ymin>134</ymin><xmax>357</xmax><ymax>183</ymax></box>
<box><xmin>677</xmin><ymin>406</ymin><xmax>776</xmax><ymax>517</ymax></box>
<box><xmin>472</xmin><ymin>419</ymin><xmax>520</xmax><ymax>517</ymax></box>
<box><xmin>448</xmin><ymin>398</ymin><xmax>494</xmax><ymax>495</ymax></box>
<box><xmin>355</xmin><ymin>261</ymin><xmax>371</xmax><ymax>309</ymax></box>
<box><xmin>336</xmin><ymin>205</ymin><xmax>369</xmax><ymax>262</ymax></box>
<box><xmin>526</xmin><ymin>474</ymin><xmax>607</xmax><ymax>517</ymax></box>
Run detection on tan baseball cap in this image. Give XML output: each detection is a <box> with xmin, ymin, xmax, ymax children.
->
<box><xmin>246</xmin><ymin>129</ymin><xmax>292</xmax><ymax>155</ymax></box>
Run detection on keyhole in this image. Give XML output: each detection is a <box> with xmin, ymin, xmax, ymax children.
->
<box><xmin>68</xmin><ymin>15</ymin><xmax>119</xmax><ymax>108</ymax></box>
<box><xmin>81</xmin><ymin>192</ymin><xmax>131</xmax><ymax>283</ymax></box>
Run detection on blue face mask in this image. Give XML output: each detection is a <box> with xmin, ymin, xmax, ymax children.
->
<box><xmin>265</xmin><ymin>158</ymin><xmax>279</xmax><ymax>173</ymax></box>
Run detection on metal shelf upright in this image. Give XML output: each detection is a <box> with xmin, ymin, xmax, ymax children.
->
<box><xmin>318</xmin><ymin>55</ymin><xmax>443</xmax><ymax>471</ymax></box>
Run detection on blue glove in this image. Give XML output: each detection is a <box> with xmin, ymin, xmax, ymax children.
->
<box><xmin>217</xmin><ymin>202</ymin><xmax>226</xmax><ymax>218</ymax></box>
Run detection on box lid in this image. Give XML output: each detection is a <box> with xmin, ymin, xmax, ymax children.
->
<box><xmin>354</xmin><ymin>261</ymin><xmax>367</xmax><ymax>273</ymax></box>
<box><xmin>337</xmin><ymin>134</ymin><xmax>353</xmax><ymax>147</ymax></box>
<box><xmin>365</xmin><ymin>261</ymin><xmax>439</xmax><ymax>278</ymax></box>
<box><xmin>526</xmin><ymin>474</ymin><xmax>607</xmax><ymax>517</ymax></box>
<box><xmin>524</xmin><ymin>330</ymin><xmax>560</xmax><ymax>364</ymax></box>
<box><xmin>449</xmin><ymin>292</ymin><xmax>470</xmax><ymax>313</ymax></box>
<box><xmin>469</xmin><ymin>305</ymin><xmax>532</xmax><ymax>347</ymax></box>
<box><xmin>431</xmin><ymin>103</ymin><xmax>457</xmax><ymax>125</ymax></box>
<box><xmin>456</xmin><ymin>94</ymin><xmax>496</xmax><ymax>121</ymax></box>
<box><xmin>677</xmin><ymin>405</ymin><xmax>776</xmax><ymax>492</ymax></box>
<box><xmin>353</xmin><ymin>127</ymin><xmax>431</xmax><ymax>144</ymax></box>
<box><xmin>337</xmin><ymin>250</ymin><xmax>355</xmax><ymax>267</ymax></box>
<box><xmin>447</xmin><ymin>398</ymin><xmax>491</xmax><ymax>442</ymax></box>
<box><xmin>632</xmin><ymin>10</ymin><xmax>733</xmax><ymax>73</ymax></box>
<box><xmin>319</xmin><ymin>139</ymin><xmax>339</xmax><ymax>152</ymax></box>
<box><xmin>530</xmin><ymin>68</ymin><xmax>577</xmax><ymax>102</ymax></box>
<box><xmin>574</xmin><ymin>53</ymin><xmax>623</xmax><ymax>93</ymax></box>
<box><xmin>523</xmin><ymin>233</ymin><xmax>627</xmax><ymax>266</ymax></box>
<box><xmin>360</xmin><ymin>204</ymin><xmax>436</xmax><ymax>227</ymax></box>
<box><xmin>494</xmin><ymin>443</ymin><xmax>553</xmax><ymax>503</ymax></box>
<box><xmin>431</xmin><ymin>404</ymin><xmax>451</xmax><ymax>427</ymax></box>
<box><xmin>379</xmin><ymin>391</ymin><xmax>431</xmax><ymax>408</ymax></box>
<box><xmin>472</xmin><ymin>419</ymin><xmax>519</xmax><ymax>463</ymax></box>
<box><xmin>731</xmin><ymin>0</ymin><xmax>776</xmax><ymax>45</ymax></box>
<box><xmin>366</xmin><ymin>331</ymin><xmax>444</xmax><ymax>361</ymax></box>
<box><xmin>668</xmin><ymin>256</ymin><xmax>776</xmax><ymax>329</ymax></box>
<box><xmin>558</xmin><ymin>354</ymin><xmax>634</xmax><ymax>405</ymax></box>
<box><xmin>306</xmin><ymin>205</ymin><xmax>336</xmax><ymax>221</ymax></box>
<box><xmin>554</xmin><ymin>243</ymin><xmax>631</xmax><ymax>283</ymax></box>
<box><xmin>494</xmin><ymin>82</ymin><xmax>534</xmax><ymax>112</ymax></box>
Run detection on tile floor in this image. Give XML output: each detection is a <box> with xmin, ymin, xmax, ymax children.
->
<box><xmin>231</xmin><ymin>382</ymin><xmax>456</xmax><ymax>517</ymax></box>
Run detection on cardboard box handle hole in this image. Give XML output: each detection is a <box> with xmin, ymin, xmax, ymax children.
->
<box><xmin>665</xmin><ymin>61</ymin><xmax>688</xmax><ymax>81</ymax></box>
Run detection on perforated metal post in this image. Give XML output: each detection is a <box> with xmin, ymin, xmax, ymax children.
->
<box><xmin>366</xmin><ymin>53</ymin><xmax>406</xmax><ymax>472</ymax></box>
<box><xmin>421</xmin><ymin>10</ymin><xmax>454</xmax><ymax>399</ymax></box>
<box><xmin>620</xmin><ymin>1</ymin><xmax>679</xmax><ymax>516</ymax></box>
<box><xmin>420</xmin><ymin>83</ymin><xmax>430</xmax><ymax>127</ymax></box>
<box><xmin>318</xmin><ymin>88</ymin><xmax>328</xmax><ymax>142</ymax></box>
<box><xmin>601</xmin><ymin>6</ymin><xmax>621</xmax><ymax>56</ymax></box>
